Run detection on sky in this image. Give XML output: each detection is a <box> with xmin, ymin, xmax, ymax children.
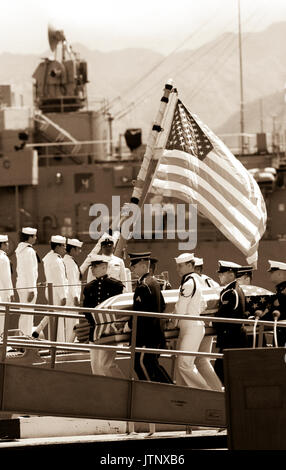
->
<box><xmin>1</xmin><ymin>0</ymin><xmax>286</xmax><ymax>56</ymax></box>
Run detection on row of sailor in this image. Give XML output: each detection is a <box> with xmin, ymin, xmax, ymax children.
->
<box><xmin>0</xmin><ymin>228</ymin><xmax>131</xmax><ymax>341</ymax></box>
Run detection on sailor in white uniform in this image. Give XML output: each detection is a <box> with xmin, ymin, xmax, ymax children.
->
<box><xmin>80</xmin><ymin>233</ymin><xmax>130</xmax><ymax>291</ymax></box>
<box><xmin>63</xmin><ymin>238</ymin><xmax>83</xmax><ymax>342</ymax></box>
<box><xmin>193</xmin><ymin>257</ymin><xmax>220</xmax><ymax>288</ymax></box>
<box><xmin>193</xmin><ymin>257</ymin><xmax>223</xmax><ymax>391</ymax></box>
<box><xmin>174</xmin><ymin>253</ymin><xmax>221</xmax><ymax>390</ymax></box>
<box><xmin>15</xmin><ymin>227</ymin><xmax>39</xmax><ymax>335</ymax></box>
<box><xmin>0</xmin><ymin>235</ymin><xmax>14</xmax><ymax>333</ymax></box>
<box><xmin>33</xmin><ymin>235</ymin><xmax>68</xmax><ymax>341</ymax></box>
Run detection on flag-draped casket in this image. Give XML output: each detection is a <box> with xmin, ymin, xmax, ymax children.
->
<box><xmin>74</xmin><ymin>286</ymin><xmax>275</xmax><ymax>344</ymax></box>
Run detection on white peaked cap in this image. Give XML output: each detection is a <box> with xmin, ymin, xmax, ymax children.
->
<box><xmin>22</xmin><ymin>227</ymin><xmax>37</xmax><ymax>235</ymax></box>
<box><xmin>218</xmin><ymin>260</ymin><xmax>241</xmax><ymax>268</ymax></box>
<box><xmin>51</xmin><ymin>235</ymin><xmax>66</xmax><ymax>244</ymax></box>
<box><xmin>0</xmin><ymin>235</ymin><xmax>8</xmax><ymax>242</ymax></box>
<box><xmin>194</xmin><ymin>257</ymin><xmax>203</xmax><ymax>267</ymax></box>
<box><xmin>174</xmin><ymin>253</ymin><xmax>195</xmax><ymax>264</ymax></box>
<box><xmin>90</xmin><ymin>254</ymin><xmax>111</xmax><ymax>264</ymax></box>
<box><xmin>67</xmin><ymin>238</ymin><xmax>83</xmax><ymax>248</ymax></box>
<box><xmin>268</xmin><ymin>260</ymin><xmax>286</xmax><ymax>271</ymax></box>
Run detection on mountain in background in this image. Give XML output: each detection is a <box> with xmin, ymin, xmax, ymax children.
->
<box><xmin>0</xmin><ymin>22</ymin><xmax>286</xmax><ymax>144</ymax></box>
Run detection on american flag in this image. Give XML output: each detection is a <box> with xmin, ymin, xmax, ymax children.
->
<box><xmin>151</xmin><ymin>99</ymin><xmax>267</xmax><ymax>266</ymax></box>
<box><xmin>91</xmin><ymin>308</ymin><xmax>130</xmax><ymax>341</ymax></box>
<box><xmin>240</xmin><ymin>285</ymin><xmax>275</xmax><ymax>317</ymax></box>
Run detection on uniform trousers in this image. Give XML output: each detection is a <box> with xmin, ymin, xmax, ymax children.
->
<box><xmin>65</xmin><ymin>296</ymin><xmax>79</xmax><ymax>342</ymax></box>
<box><xmin>0</xmin><ymin>310</ymin><xmax>4</xmax><ymax>334</ymax></box>
<box><xmin>134</xmin><ymin>350</ymin><xmax>173</xmax><ymax>383</ymax></box>
<box><xmin>18</xmin><ymin>289</ymin><xmax>37</xmax><ymax>336</ymax></box>
<box><xmin>89</xmin><ymin>345</ymin><xmax>124</xmax><ymax>378</ymax></box>
<box><xmin>175</xmin><ymin>321</ymin><xmax>212</xmax><ymax>389</ymax></box>
<box><xmin>195</xmin><ymin>335</ymin><xmax>222</xmax><ymax>391</ymax></box>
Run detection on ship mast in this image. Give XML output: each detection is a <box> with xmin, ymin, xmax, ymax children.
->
<box><xmin>238</xmin><ymin>0</ymin><xmax>245</xmax><ymax>155</ymax></box>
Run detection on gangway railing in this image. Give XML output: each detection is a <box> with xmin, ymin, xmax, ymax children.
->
<box><xmin>1</xmin><ymin>301</ymin><xmax>285</xmax><ymax>376</ymax></box>
<box><xmin>1</xmin><ymin>300</ymin><xmax>286</xmax><ymax>428</ymax></box>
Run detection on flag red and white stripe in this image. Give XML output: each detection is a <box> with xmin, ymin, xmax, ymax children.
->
<box><xmin>151</xmin><ymin>99</ymin><xmax>267</xmax><ymax>266</ymax></box>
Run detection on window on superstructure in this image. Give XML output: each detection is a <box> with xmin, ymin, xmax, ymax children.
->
<box><xmin>74</xmin><ymin>173</ymin><xmax>94</xmax><ymax>193</ymax></box>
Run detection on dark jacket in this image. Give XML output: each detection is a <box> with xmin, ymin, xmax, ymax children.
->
<box><xmin>214</xmin><ymin>280</ymin><xmax>248</xmax><ymax>350</ymax></box>
<box><xmin>132</xmin><ymin>273</ymin><xmax>166</xmax><ymax>348</ymax></box>
<box><xmin>83</xmin><ymin>275</ymin><xmax>124</xmax><ymax>341</ymax></box>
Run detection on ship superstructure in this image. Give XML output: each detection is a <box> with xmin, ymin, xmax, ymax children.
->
<box><xmin>0</xmin><ymin>26</ymin><xmax>285</xmax><ymax>289</ymax></box>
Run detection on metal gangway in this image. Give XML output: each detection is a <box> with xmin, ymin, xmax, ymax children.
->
<box><xmin>0</xmin><ymin>295</ymin><xmax>285</xmax><ymax>432</ymax></box>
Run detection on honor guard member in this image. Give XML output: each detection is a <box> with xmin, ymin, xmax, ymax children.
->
<box><xmin>174</xmin><ymin>253</ymin><xmax>220</xmax><ymax>389</ymax></box>
<box><xmin>216</xmin><ymin>260</ymin><xmax>241</xmax><ymax>287</ymax></box>
<box><xmin>213</xmin><ymin>261</ymin><xmax>253</xmax><ymax>384</ymax></box>
<box><xmin>129</xmin><ymin>252</ymin><xmax>173</xmax><ymax>384</ymax></box>
<box><xmin>82</xmin><ymin>254</ymin><xmax>124</xmax><ymax>377</ymax></box>
<box><xmin>15</xmin><ymin>227</ymin><xmax>39</xmax><ymax>335</ymax></box>
<box><xmin>264</xmin><ymin>260</ymin><xmax>286</xmax><ymax>346</ymax></box>
<box><xmin>192</xmin><ymin>257</ymin><xmax>223</xmax><ymax>391</ymax></box>
<box><xmin>0</xmin><ymin>235</ymin><xmax>14</xmax><ymax>333</ymax></box>
<box><xmin>81</xmin><ymin>233</ymin><xmax>130</xmax><ymax>291</ymax></box>
<box><xmin>63</xmin><ymin>238</ymin><xmax>83</xmax><ymax>342</ymax></box>
<box><xmin>33</xmin><ymin>236</ymin><xmax>69</xmax><ymax>341</ymax></box>
<box><xmin>194</xmin><ymin>257</ymin><xmax>220</xmax><ymax>288</ymax></box>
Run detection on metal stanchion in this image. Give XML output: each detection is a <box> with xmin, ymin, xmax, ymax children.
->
<box><xmin>1</xmin><ymin>305</ymin><xmax>10</xmax><ymax>363</ymax></box>
<box><xmin>127</xmin><ymin>313</ymin><xmax>137</xmax><ymax>434</ymax></box>
<box><xmin>47</xmin><ymin>283</ymin><xmax>57</xmax><ymax>369</ymax></box>
<box><xmin>128</xmin><ymin>314</ymin><xmax>137</xmax><ymax>380</ymax></box>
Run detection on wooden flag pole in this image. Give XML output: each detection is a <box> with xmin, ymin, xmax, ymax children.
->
<box><xmin>114</xmin><ymin>80</ymin><xmax>175</xmax><ymax>257</ymax></box>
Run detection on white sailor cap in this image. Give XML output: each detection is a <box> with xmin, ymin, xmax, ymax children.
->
<box><xmin>90</xmin><ymin>254</ymin><xmax>111</xmax><ymax>265</ymax></box>
<box><xmin>194</xmin><ymin>257</ymin><xmax>204</xmax><ymax>267</ymax></box>
<box><xmin>0</xmin><ymin>234</ymin><xmax>8</xmax><ymax>243</ymax></box>
<box><xmin>217</xmin><ymin>260</ymin><xmax>241</xmax><ymax>273</ymax></box>
<box><xmin>174</xmin><ymin>253</ymin><xmax>195</xmax><ymax>264</ymax></box>
<box><xmin>22</xmin><ymin>227</ymin><xmax>37</xmax><ymax>235</ymax></box>
<box><xmin>50</xmin><ymin>235</ymin><xmax>66</xmax><ymax>244</ymax></box>
<box><xmin>67</xmin><ymin>238</ymin><xmax>83</xmax><ymax>248</ymax></box>
<box><xmin>268</xmin><ymin>260</ymin><xmax>286</xmax><ymax>272</ymax></box>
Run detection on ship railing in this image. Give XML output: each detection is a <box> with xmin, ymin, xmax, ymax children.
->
<box><xmin>0</xmin><ymin>300</ymin><xmax>285</xmax><ymax>379</ymax></box>
<box><xmin>218</xmin><ymin>131</ymin><xmax>286</xmax><ymax>155</ymax></box>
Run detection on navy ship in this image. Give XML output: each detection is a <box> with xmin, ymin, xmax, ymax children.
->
<box><xmin>0</xmin><ymin>25</ymin><xmax>285</xmax><ymax>290</ymax></box>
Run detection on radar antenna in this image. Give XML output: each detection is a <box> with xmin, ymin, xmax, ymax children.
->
<box><xmin>48</xmin><ymin>23</ymin><xmax>66</xmax><ymax>52</ymax></box>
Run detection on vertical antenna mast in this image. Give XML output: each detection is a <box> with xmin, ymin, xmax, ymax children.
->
<box><xmin>238</xmin><ymin>0</ymin><xmax>245</xmax><ymax>155</ymax></box>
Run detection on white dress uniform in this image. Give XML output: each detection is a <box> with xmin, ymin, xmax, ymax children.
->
<box><xmin>176</xmin><ymin>255</ymin><xmax>222</xmax><ymax>390</ymax></box>
<box><xmin>174</xmin><ymin>269</ymin><xmax>210</xmax><ymax>389</ymax></box>
<box><xmin>80</xmin><ymin>232</ymin><xmax>130</xmax><ymax>292</ymax></box>
<box><xmin>42</xmin><ymin>248</ymin><xmax>69</xmax><ymax>342</ymax></box>
<box><xmin>15</xmin><ymin>231</ymin><xmax>39</xmax><ymax>335</ymax></box>
<box><xmin>0</xmin><ymin>238</ymin><xmax>14</xmax><ymax>333</ymax></box>
<box><xmin>194</xmin><ymin>276</ymin><xmax>222</xmax><ymax>391</ymax></box>
<box><xmin>63</xmin><ymin>238</ymin><xmax>83</xmax><ymax>342</ymax></box>
<box><xmin>201</xmin><ymin>274</ymin><xmax>220</xmax><ymax>288</ymax></box>
<box><xmin>172</xmin><ymin>253</ymin><xmax>221</xmax><ymax>390</ymax></box>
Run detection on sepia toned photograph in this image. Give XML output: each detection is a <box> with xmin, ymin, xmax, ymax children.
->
<box><xmin>0</xmin><ymin>0</ymin><xmax>286</xmax><ymax>459</ymax></box>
